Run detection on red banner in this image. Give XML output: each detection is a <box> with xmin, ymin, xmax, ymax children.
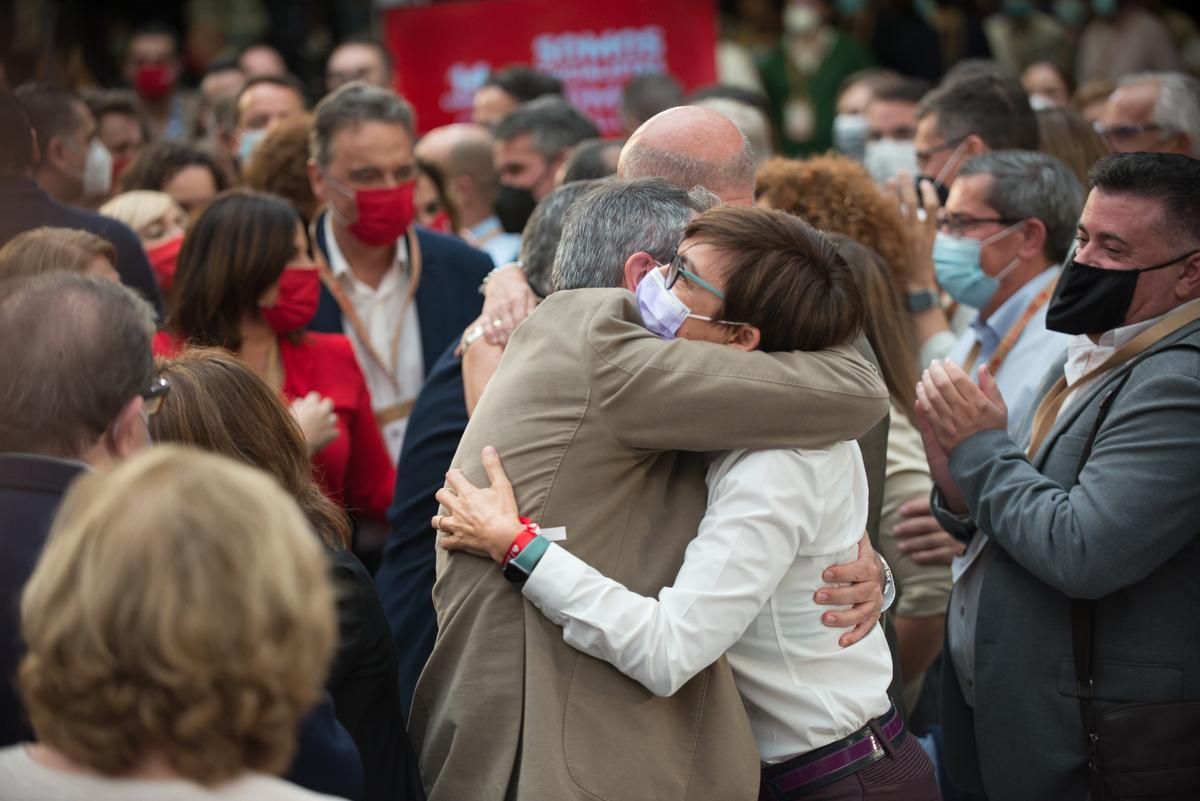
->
<box><xmin>383</xmin><ymin>0</ymin><xmax>718</xmax><ymax>136</ymax></box>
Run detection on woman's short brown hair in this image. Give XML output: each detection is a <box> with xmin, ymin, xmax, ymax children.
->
<box><xmin>1036</xmin><ymin>107</ymin><xmax>1110</xmax><ymax>189</ymax></box>
<box><xmin>18</xmin><ymin>446</ymin><xmax>337</xmax><ymax>784</ymax></box>
<box><xmin>168</xmin><ymin>189</ymin><xmax>300</xmax><ymax>351</ymax></box>
<box><xmin>243</xmin><ymin>114</ymin><xmax>319</xmax><ymax>223</ymax></box>
<box><xmin>755</xmin><ymin>155</ymin><xmax>916</xmax><ymax>293</ymax></box>
<box><xmin>150</xmin><ymin>348</ymin><xmax>351</xmax><ymax>549</ymax></box>
<box><xmin>686</xmin><ymin>206</ymin><xmax>864</xmax><ymax>352</ymax></box>
<box><xmin>0</xmin><ymin>227</ymin><xmax>116</xmax><ymax>279</ymax></box>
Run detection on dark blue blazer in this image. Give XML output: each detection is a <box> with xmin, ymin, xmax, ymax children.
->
<box><xmin>0</xmin><ymin>453</ymin><xmax>364</xmax><ymax>800</ymax></box>
<box><xmin>375</xmin><ymin>342</ymin><xmax>470</xmax><ymax>710</ymax></box>
<box><xmin>0</xmin><ymin>178</ymin><xmax>164</xmax><ymax>318</ymax></box>
<box><xmin>309</xmin><ymin>216</ymin><xmax>492</xmax><ymax>378</ymax></box>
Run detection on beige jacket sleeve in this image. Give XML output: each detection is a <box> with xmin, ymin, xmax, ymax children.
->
<box><xmin>878</xmin><ymin>405</ymin><xmax>951</xmax><ymax>618</ymax></box>
<box><xmin>578</xmin><ymin>290</ymin><xmax>890</xmax><ymax>452</ymax></box>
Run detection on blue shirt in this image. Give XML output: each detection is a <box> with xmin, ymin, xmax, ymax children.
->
<box><xmin>468</xmin><ymin>215</ymin><xmax>521</xmax><ymax>268</ymax></box>
<box><xmin>948</xmin><ymin>267</ymin><xmax>1067</xmax><ymax>440</ymax></box>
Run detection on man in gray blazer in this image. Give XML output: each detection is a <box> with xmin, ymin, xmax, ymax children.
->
<box><xmin>916</xmin><ymin>152</ymin><xmax>1200</xmax><ymax>800</ymax></box>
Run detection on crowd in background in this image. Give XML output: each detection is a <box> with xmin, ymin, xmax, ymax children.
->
<box><xmin>1</xmin><ymin>1</ymin><xmax>1200</xmax><ymax>800</ymax></box>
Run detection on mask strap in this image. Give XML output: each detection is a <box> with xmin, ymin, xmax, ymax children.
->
<box><xmin>933</xmin><ymin>139</ymin><xmax>969</xmax><ymax>188</ymax></box>
<box><xmin>1134</xmin><ymin>249</ymin><xmax>1200</xmax><ymax>273</ymax></box>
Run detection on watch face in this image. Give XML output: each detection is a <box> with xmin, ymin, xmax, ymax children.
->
<box><xmin>502</xmin><ymin>561</ymin><xmax>529</xmax><ymax>584</ymax></box>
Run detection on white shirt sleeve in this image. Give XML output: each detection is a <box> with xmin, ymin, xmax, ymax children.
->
<box><xmin>521</xmin><ymin>449</ymin><xmax>830</xmax><ymax>697</ymax></box>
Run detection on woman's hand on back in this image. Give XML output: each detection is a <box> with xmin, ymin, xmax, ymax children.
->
<box><xmin>436</xmin><ymin>446</ymin><xmax>525</xmax><ymax>563</ymax></box>
<box><xmin>290</xmin><ymin>392</ymin><xmax>339</xmax><ymax>455</ymax></box>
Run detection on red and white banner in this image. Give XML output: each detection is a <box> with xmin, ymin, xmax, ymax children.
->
<box><xmin>383</xmin><ymin>0</ymin><xmax>718</xmax><ymax>136</ymax></box>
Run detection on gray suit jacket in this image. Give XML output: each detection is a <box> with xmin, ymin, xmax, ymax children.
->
<box><xmin>932</xmin><ymin>316</ymin><xmax>1200</xmax><ymax>801</ymax></box>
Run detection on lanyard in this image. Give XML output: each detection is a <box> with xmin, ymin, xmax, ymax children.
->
<box><xmin>1026</xmin><ymin>301</ymin><xmax>1200</xmax><ymax>458</ymax></box>
<box><xmin>313</xmin><ymin>224</ymin><xmax>423</xmax><ymax>396</ymax></box>
<box><xmin>965</xmin><ymin>278</ymin><xmax>1058</xmax><ymax>375</ymax></box>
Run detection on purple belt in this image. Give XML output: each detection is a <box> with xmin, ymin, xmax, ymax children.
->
<box><xmin>759</xmin><ymin>704</ymin><xmax>905</xmax><ymax>800</ymax></box>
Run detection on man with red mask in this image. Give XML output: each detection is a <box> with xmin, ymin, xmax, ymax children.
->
<box><xmin>307</xmin><ymin>83</ymin><xmax>492</xmax><ymax>467</ymax></box>
<box><xmin>122</xmin><ymin>24</ymin><xmax>197</xmax><ymax>142</ymax></box>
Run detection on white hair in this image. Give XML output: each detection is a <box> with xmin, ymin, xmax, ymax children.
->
<box><xmin>1121</xmin><ymin>72</ymin><xmax>1200</xmax><ymax>157</ymax></box>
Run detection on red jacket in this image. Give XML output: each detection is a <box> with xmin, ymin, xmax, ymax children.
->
<box><xmin>153</xmin><ymin>331</ymin><xmax>396</xmax><ymax>522</ymax></box>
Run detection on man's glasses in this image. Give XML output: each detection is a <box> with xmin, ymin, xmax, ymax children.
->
<box><xmin>141</xmin><ymin>377</ymin><xmax>170</xmax><ymax>417</ymax></box>
<box><xmin>1093</xmin><ymin>121</ymin><xmax>1166</xmax><ymax>141</ymax></box>
<box><xmin>936</xmin><ymin>213</ymin><xmax>1023</xmax><ymax>238</ymax></box>
<box><xmin>915</xmin><ymin>136</ymin><xmax>965</xmax><ymax>169</ymax></box>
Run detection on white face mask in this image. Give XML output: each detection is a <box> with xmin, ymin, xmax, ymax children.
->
<box><xmin>83</xmin><ymin>138</ymin><xmax>113</xmax><ymax>197</ymax></box>
<box><xmin>832</xmin><ymin>114</ymin><xmax>869</xmax><ymax>160</ymax></box>
<box><xmin>864</xmin><ymin>138</ymin><xmax>918</xmax><ymax>183</ymax></box>
<box><xmin>784</xmin><ymin>5</ymin><xmax>822</xmax><ymax>35</ymax></box>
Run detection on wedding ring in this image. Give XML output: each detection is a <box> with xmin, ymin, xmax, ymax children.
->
<box><xmin>491</xmin><ymin>319</ymin><xmax>504</xmax><ymax>328</ymax></box>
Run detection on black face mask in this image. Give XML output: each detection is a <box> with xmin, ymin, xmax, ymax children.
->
<box><xmin>495</xmin><ymin>184</ymin><xmax>538</xmax><ymax>234</ymax></box>
<box><xmin>915</xmin><ymin>175</ymin><xmax>951</xmax><ymax>207</ymax></box>
<box><xmin>1045</xmin><ymin>252</ymin><xmax>1195</xmax><ymax>335</ymax></box>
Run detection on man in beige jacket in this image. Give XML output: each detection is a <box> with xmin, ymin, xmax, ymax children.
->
<box><xmin>409</xmin><ymin>178</ymin><xmax>892</xmax><ymax>801</ymax></box>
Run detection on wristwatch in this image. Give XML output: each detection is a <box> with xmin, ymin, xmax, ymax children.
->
<box><xmin>906</xmin><ymin>288</ymin><xmax>939</xmax><ymax>314</ymax></box>
<box><xmin>502</xmin><ymin>535</ymin><xmax>551</xmax><ymax>584</ymax></box>
<box><xmin>459</xmin><ymin>324</ymin><xmax>486</xmax><ymax>356</ymax></box>
<box><xmin>878</xmin><ymin>555</ymin><xmax>896</xmax><ymax>613</ymax></box>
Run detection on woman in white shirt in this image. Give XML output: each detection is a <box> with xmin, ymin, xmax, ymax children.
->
<box><xmin>436</xmin><ymin>207</ymin><xmax>939</xmax><ymax>800</ymax></box>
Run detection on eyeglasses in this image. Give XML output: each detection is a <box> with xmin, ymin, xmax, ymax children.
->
<box><xmin>1092</xmin><ymin>121</ymin><xmax>1166</xmax><ymax>141</ymax></box>
<box><xmin>659</xmin><ymin>257</ymin><xmax>751</xmax><ymax>328</ymax></box>
<box><xmin>915</xmin><ymin>136</ymin><xmax>965</xmax><ymax>168</ymax></box>
<box><xmin>141</xmin><ymin>376</ymin><xmax>170</xmax><ymax>417</ymax></box>
<box><xmin>936</xmin><ymin>213</ymin><xmax>1023</xmax><ymax>238</ymax></box>
<box><xmin>664</xmin><ymin>253</ymin><xmax>728</xmax><ymax>300</ymax></box>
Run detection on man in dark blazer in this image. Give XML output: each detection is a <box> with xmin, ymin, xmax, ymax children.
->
<box><xmin>0</xmin><ymin>91</ymin><xmax>163</xmax><ymax>316</ymax></box>
<box><xmin>0</xmin><ymin>273</ymin><xmax>365</xmax><ymax>800</ymax></box>
<box><xmin>306</xmin><ymin>82</ymin><xmax>490</xmax><ymax>471</ymax></box>
<box><xmin>919</xmin><ymin>152</ymin><xmax>1200</xmax><ymax>801</ymax></box>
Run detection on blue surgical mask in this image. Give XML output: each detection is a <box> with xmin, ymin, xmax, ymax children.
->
<box><xmin>932</xmin><ymin>225</ymin><xmax>1024</xmax><ymax>309</ymax></box>
<box><xmin>238</xmin><ymin>128</ymin><xmax>268</xmax><ymax>164</ymax></box>
<box><xmin>832</xmin><ymin>114</ymin><xmax>868</xmax><ymax>160</ymax></box>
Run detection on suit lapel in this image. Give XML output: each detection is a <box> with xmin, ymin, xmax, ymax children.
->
<box><xmin>1031</xmin><ymin>318</ymin><xmax>1200</xmax><ymax>468</ymax></box>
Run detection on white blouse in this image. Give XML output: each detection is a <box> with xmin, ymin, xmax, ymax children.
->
<box><xmin>522</xmin><ymin>444</ymin><xmax>894</xmax><ymax>763</ymax></box>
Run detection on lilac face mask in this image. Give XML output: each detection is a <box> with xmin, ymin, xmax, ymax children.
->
<box><xmin>635</xmin><ymin>266</ymin><xmax>691</xmax><ymax>339</ymax></box>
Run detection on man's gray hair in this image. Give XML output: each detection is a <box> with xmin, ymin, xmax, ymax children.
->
<box><xmin>520</xmin><ymin>178</ymin><xmax>607</xmax><ymax>297</ymax></box>
<box><xmin>552</xmin><ymin>177</ymin><xmax>718</xmax><ymax>291</ymax></box>
<box><xmin>310</xmin><ymin>82</ymin><xmax>415</xmax><ymax>166</ymax></box>
<box><xmin>493</xmin><ymin>96</ymin><xmax>600</xmax><ymax>161</ymax></box>
<box><xmin>619</xmin><ymin>136</ymin><xmax>756</xmax><ymax>201</ymax></box>
<box><xmin>0</xmin><ymin>272</ymin><xmax>156</xmax><ymax>458</ymax></box>
<box><xmin>1120</xmin><ymin>72</ymin><xmax>1200</xmax><ymax>158</ymax></box>
<box><xmin>958</xmin><ymin>149</ymin><xmax>1085</xmax><ymax>263</ymax></box>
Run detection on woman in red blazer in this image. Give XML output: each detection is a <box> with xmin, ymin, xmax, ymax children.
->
<box><xmin>155</xmin><ymin>189</ymin><xmax>394</xmax><ymax>522</ymax></box>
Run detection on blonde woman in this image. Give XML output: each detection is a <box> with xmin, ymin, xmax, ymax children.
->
<box><xmin>0</xmin><ymin>227</ymin><xmax>118</xmax><ymax>281</ymax></box>
<box><xmin>100</xmin><ymin>190</ymin><xmax>187</xmax><ymax>293</ymax></box>
<box><xmin>0</xmin><ymin>447</ymin><xmax>344</xmax><ymax>801</ymax></box>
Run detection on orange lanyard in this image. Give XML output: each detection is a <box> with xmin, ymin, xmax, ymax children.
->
<box><xmin>313</xmin><ymin>224</ymin><xmax>422</xmax><ymax>394</ymax></box>
<box><xmin>966</xmin><ymin>278</ymin><xmax>1058</xmax><ymax>376</ymax></box>
<box><xmin>1026</xmin><ymin>301</ymin><xmax>1200</xmax><ymax>458</ymax></box>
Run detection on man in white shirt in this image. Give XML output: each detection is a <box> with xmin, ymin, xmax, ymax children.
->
<box><xmin>415</xmin><ymin>123</ymin><xmax>521</xmax><ymax>268</ymax></box>
<box><xmin>307</xmin><ymin>83</ymin><xmax>492</xmax><ymax>463</ymax></box>
<box><xmin>918</xmin><ymin>152</ymin><xmax>1200</xmax><ymax>800</ymax></box>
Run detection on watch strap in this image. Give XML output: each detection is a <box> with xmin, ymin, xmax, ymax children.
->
<box><xmin>907</xmin><ymin>288</ymin><xmax>939</xmax><ymax>314</ymax></box>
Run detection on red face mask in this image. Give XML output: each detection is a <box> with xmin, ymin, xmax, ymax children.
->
<box><xmin>111</xmin><ymin>152</ymin><xmax>135</xmax><ymax>187</ymax></box>
<box><xmin>145</xmin><ymin>234</ymin><xmax>184</xmax><ymax>293</ymax></box>
<box><xmin>262</xmin><ymin>265</ymin><xmax>322</xmax><ymax>334</ymax></box>
<box><xmin>333</xmin><ymin>179</ymin><xmax>416</xmax><ymax>247</ymax></box>
<box><xmin>134</xmin><ymin>64</ymin><xmax>175</xmax><ymax>101</ymax></box>
<box><xmin>426</xmin><ymin>209</ymin><xmax>453</xmax><ymax>234</ymax></box>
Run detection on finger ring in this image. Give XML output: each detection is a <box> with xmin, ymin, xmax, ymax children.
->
<box><xmin>433</xmin><ymin>515</ymin><xmax>442</xmax><ymax>531</ymax></box>
<box><xmin>491</xmin><ymin>319</ymin><xmax>504</xmax><ymax>328</ymax></box>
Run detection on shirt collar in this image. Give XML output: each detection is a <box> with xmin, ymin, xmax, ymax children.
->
<box><xmin>971</xmin><ymin>265</ymin><xmax>1060</xmax><ymax>342</ymax></box>
<box><xmin>322</xmin><ymin>212</ymin><xmax>407</xmax><ymax>280</ymax></box>
<box><xmin>468</xmin><ymin>215</ymin><xmax>504</xmax><ymax>241</ymax></box>
<box><xmin>1065</xmin><ymin>297</ymin><xmax>1200</xmax><ymax>386</ymax></box>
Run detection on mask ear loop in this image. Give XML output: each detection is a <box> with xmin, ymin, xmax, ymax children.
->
<box><xmin>933</xmin><ymin>139</ymin><xmax>970</xmax><ymax>190</ymax></box>
<box><xmin>982</xmin><ymin>220</ymin><xmax>1028</xmax><ymax>281</ymax></box>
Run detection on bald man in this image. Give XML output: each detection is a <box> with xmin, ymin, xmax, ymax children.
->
<box><xmin>479</xmin><ymin>105</ymin><xmax>756</xmax><ymax>342</ymax></box>
<box><xmin>417</xmin><ymin>124</ymin><xmax>520</xmax><ymax>266</ymax></box>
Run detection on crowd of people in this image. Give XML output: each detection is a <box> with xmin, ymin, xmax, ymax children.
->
<box><xmin>2</xmin><ymin>1</ymin><xmax>1200</xmax><ymax>800</ymax></box>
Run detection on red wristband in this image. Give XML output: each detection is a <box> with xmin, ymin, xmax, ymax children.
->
<box><xmin>501</xmin><ymin>517</ymin><xmax>540</xmax><ymax>569</ymax></box>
